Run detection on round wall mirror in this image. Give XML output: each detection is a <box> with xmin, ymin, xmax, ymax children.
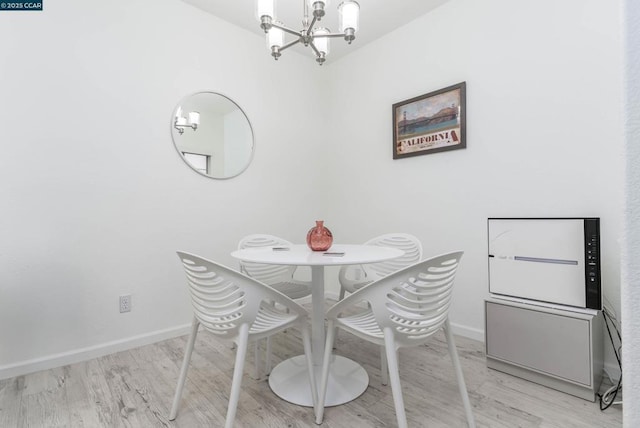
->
<box><xmin>171</xmin><ymin>92</ymin><xmax>254</xmax><ymax>179</ymax></box>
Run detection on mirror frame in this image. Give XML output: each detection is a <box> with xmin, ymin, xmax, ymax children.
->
<box><xmin>170</xmin><ymin>91</ymin><xmax>255</xmax><ymax>180</ymax></box>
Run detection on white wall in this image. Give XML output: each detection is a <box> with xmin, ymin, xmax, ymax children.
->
<box><xmin>0</xmin><ymin>0</ymin><xmax>628</xmax><ymax>390</ymax></box>
<box><xmin>623</xmin><ymin>0</ymin><xmax>640</xmax><ymax>424</ymax></box>
<box><xmin>324</xmin><ymin>0</ymin><xmax>624</xmax><ymax>349</ymax></box>
<box><xmin>0</xmin><ymin>0</ymin><xmax>326</xmax><ymax>377</ymax></box>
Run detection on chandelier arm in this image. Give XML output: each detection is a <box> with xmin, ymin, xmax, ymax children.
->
<box><xmin>279</xmin><ymin>39</ymin><xmax>301</xmax><ymax>52</ymax></box>
<box><xmin>305</xmin><ymin>15</ymin><xmax>318</xmax><ymax>35</ymax></box>
<box><xmin>309</xmin><ymin>41</ymin><xmax>322</xmax><ymax>57</ymax></box>
<box><xmin>271</xmin><ymin>21</ymin><xmax>302</xmax><ymax>38</ymax></box>
<box><xmin>315</xmin><ymin>32</ymin><xmax>353</xmax><ymax>38</ymax></box>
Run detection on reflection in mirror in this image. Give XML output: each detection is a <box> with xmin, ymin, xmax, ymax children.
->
<box><xmin>174</xmin><ymin>107</ymin><xmax>200</xmax><ymax>134</ymax></box>
<box><xmin>171</xmin><ymin>92</ymin><xmax>254</xmax><ymax>179</ymax></box>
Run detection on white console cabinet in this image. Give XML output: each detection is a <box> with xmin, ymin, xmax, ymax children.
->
<box><xmin>485</xmin><ymin>298</ymin><xmax>603</xmax><ymax>401</ymax></box>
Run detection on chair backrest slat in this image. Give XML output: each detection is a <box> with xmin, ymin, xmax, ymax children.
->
<box><xmin>237</xmin><ymin>234</ymin><xmax>296</xmax><ymax>285</ymax></box>
<box><xmin>330</xmin><ymin>251</ymin><xmax>463</xmax><ymax>346</ymax></box>
<box><xmin>177</xmin><ymin>251</ymin><xmax>306</xmax><ymax>340</ymax></box>
<box><xmin>364</xmin><ymin>234</ymin><xmax>423</xmax><ymax>279</ymax></box>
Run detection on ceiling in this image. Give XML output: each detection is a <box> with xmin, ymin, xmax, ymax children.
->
<box><xmin>181</xmin><ymin>0</ymin><xmax>450</xmax><ymax>63</ymax></box>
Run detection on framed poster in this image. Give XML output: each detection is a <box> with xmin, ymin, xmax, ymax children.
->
<box><xmin>392</xmin><ymin>82</ymin><xmax>466</xmax><ymax>159</ymax></box>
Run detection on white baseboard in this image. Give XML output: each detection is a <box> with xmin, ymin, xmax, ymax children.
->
<box><xmin>0</xmin><ymin>323</ymin><xmax>192</xmax><ymax>380</ymax></box>
<box><xmin>0</xmin><ymin>295</ymin><xmax>489</xmax><ymax>382</ymax></box>
<box><xmin>449</xmin><ymin>322</ymin><xmax>485</xmax><ymax>342</ymax></box>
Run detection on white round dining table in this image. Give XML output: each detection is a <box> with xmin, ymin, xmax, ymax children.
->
<box><xmin>230</xmin><ymin>244</ymin><xmax>404</xmax><ymax>407</ymax></box>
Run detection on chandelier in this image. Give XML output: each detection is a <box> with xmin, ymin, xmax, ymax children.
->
<box><xmin>256</xmin><ymin>0</ymin><xmax>360</xmax><ymax>65</ymax></box>
<box><xmin>174</xmin><ymin>107</ymin><xmax>200</xmax><ymax>135</ymax></box>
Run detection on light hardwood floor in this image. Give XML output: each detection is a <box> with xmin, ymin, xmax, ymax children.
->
<box><xmin>0</xmin><ymin>326</ymin><xmax>622</xmax><ymax>427</ymax></box>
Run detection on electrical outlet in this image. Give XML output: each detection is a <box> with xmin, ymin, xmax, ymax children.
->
<box><xmin>119</xmin><ymin>295</ymin><xmax>131</xmax><ymax>313</ymax></box>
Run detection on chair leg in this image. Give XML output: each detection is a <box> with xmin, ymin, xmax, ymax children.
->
<box><xmin>444</xmin><ymin>320</ymin><xmax>476</xmax><ymax>428</ymax></box>
<box><xmin>315</xmin><ymin>320</ymin><xmax>337</xmax><ymax>425</ymax></box>
<box><xmin>383</xmin><ymin>329</ymin><xmax>408</xmax><ymax>428</ymax></box>
<box><xmin>380</xmin><ymin>345</ymin><xmax>389</xmax><ymax>386</ymax></box>
<box><xmin>333</xmin><ymin>287</ymin><xmax>346</xmax><ymax>347</ymax></box>
<box><xmin>169</xmin><ymin>318</ymin><xmax>200</xmax><ymax>421</ymax></box>
<box><xmin>263</xmin><ymin>300</ymin><xmax>274</xmax><ymax>375</ymax></box>
<box><xmin>225</xmin><ymin>323</ymin><xmax>250</xmax><ymax>428</ymax></box>
<box><xmin>284</xmin><ymin>307</ymin><xmax>290</xmax><ymax>333</ymax></box>
<box><xmin>253</xmin><ymin>340</ymin><xmax>262</xmax><ymax>380</ymax></box>
<box><xmin>265</xmin><ymin>336</ymin><xmax>273</xmax><ymax>375</ymax></box>
<box><xmin>301</xmin><ymin>326</ymin><xmax>319</xmax><ymax>412</ymax></box>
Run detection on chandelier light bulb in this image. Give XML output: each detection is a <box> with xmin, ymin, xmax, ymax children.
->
<box><xmin>312</xmin><ymin>27</ymin><xmax>330</xmax><ymax>64</ymax></box>
<box><xmin>338</xmin><ymin>1</ymin><xmax>359</xmax><ymax>36</ymax></box>
<box><xmin>313</xmin><ymin>28</ymin><xmax>330</xmax><ymax>54</ymax></box>
<box><xmin>267</xmin><ymin>23</ymin><xmax>284</xmax><ymax>49</ymax></box>
<box><xmin>267</xmin><ymin>23</ymin><xmax>285</xmax><ymax>60</ymax></box>
<box><xmin>256</xmin><ymin>0</ymin><xmax>275</xmax><ymax>30</ymax></box>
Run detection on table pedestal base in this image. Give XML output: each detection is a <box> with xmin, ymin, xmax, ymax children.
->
<box><xmin>268</xmin><ymin>355</ymin><xmax>369</xmax><ymax>407</ymax></box>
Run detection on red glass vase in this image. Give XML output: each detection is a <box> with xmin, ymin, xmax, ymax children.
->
<box><xmin>306</xmin><ymin>220</ymin><xmax>333</xmax><ymax>251</ymax></box>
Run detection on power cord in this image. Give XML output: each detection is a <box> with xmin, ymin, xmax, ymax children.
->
<box><xmin>598</xmin><ymin>306</ymin><xmax>622</xmax><ymax>410</ymax></box>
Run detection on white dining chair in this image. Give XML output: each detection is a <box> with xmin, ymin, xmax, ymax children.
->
<box><xmin>335</xmin><ymin>233</ymin><xmax>422</xmax><ymax>378</ymax></box>
<box><xmin>338</xmin><ymin>233</ymin><xmax>423</xmax><ymax>299</ymax></box>
<box><xmin>316</xmin><ymin>251</ymin><xmax>475</xmax><ymax>428</ymax></box>
<box><xmin>238</xmin><ymin>234</ymin><xmax>312</xmax><ymax>300</ymax></box>
<box><xmin>238</xmin><ymin>234</ymin><xmax>313</xmax><ymax>378</ymax></box>
<box><xmin>169</xmin><ymin>252</ymin><xmax>317</xmax><ymax>428</ymax></box>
